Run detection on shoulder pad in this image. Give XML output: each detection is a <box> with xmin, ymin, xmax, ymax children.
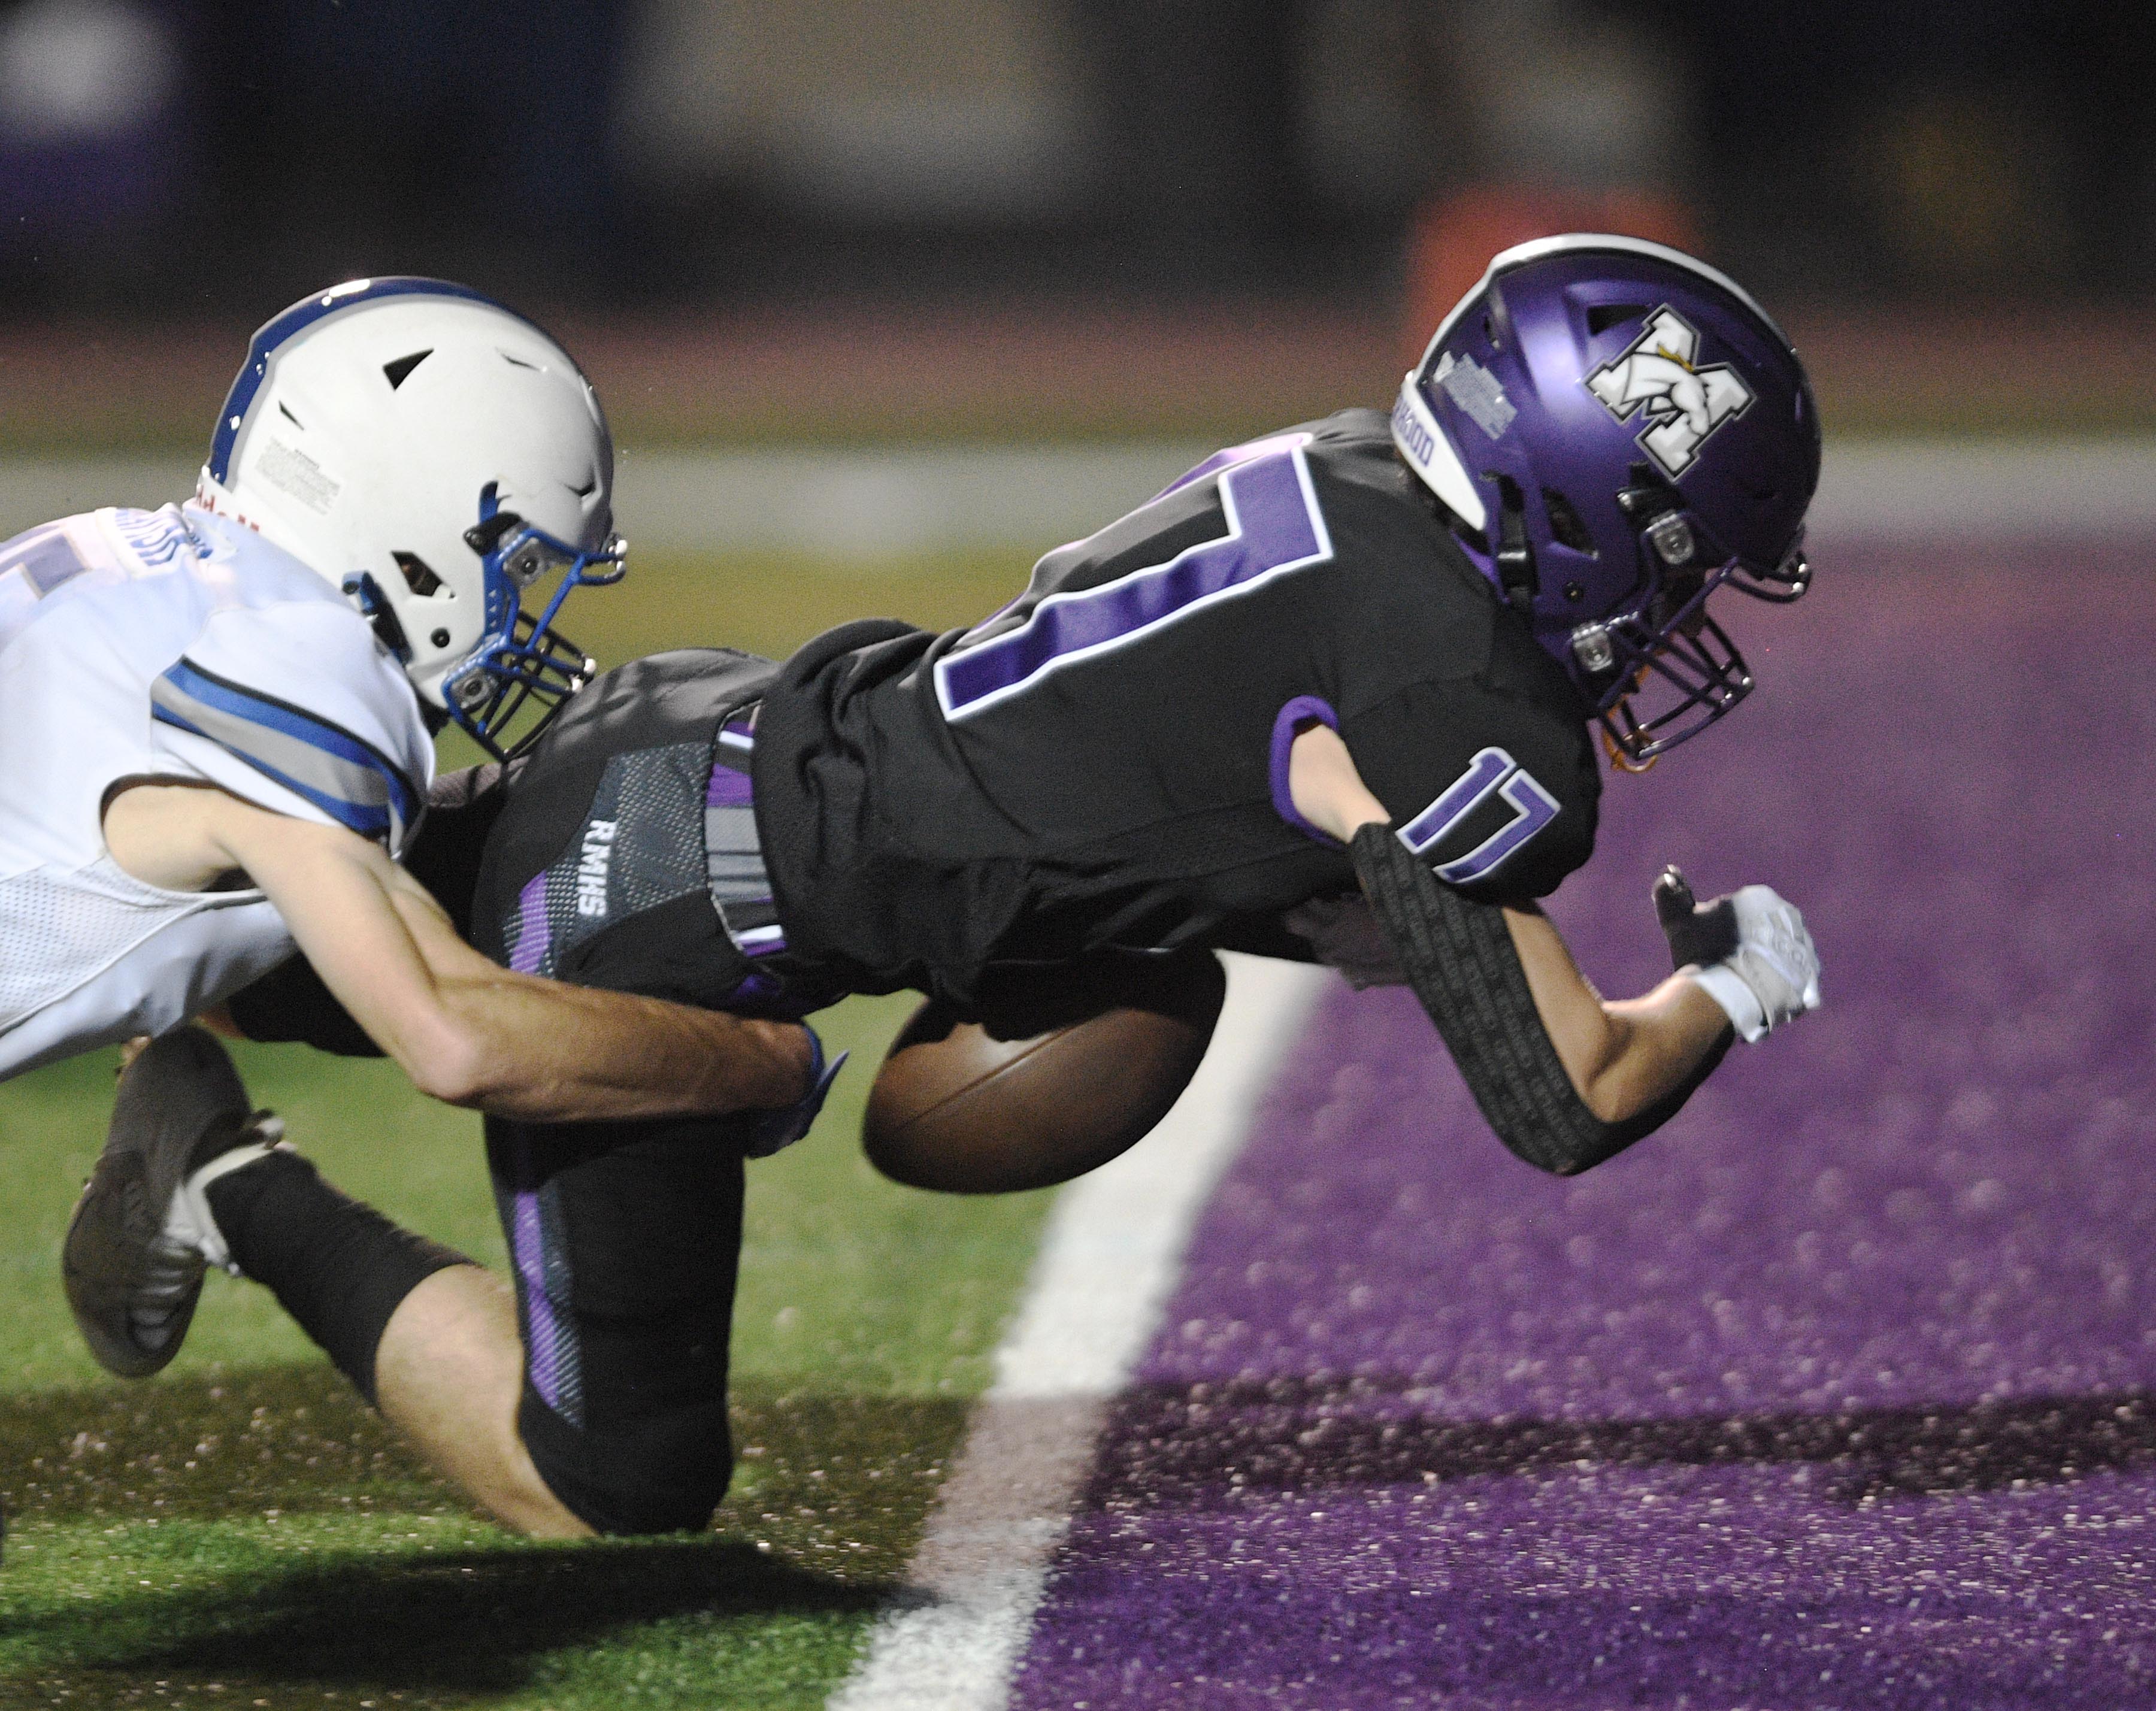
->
<box><xmin>150</xmin><ymin>601</ymin><xmax>431</xmax><ymax>851</ymax></box>
<box><xmin>152</xmin><ymin>657</ymin><xmax>425</xmax><ymax>850</ymax></box>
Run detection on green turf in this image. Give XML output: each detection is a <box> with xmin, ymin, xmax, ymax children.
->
<box><xmin>553</xmin><ymin>546</ymin><xmax>1031</xmax><ymax>679</ymax></box>
<box><xmin>0</xmin><ymin>550</ymin><xmax>1062</xmax><ymax>1707</ymax></box>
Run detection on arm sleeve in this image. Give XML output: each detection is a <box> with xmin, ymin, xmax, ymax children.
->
<box><xmin>1348</xmin><ymin>823</ymin><xmax>1727</xmax><ymax>1175</ymax></box>
<box><xmin>1338</xmin><ymin>677</ymin><xmax>1601</xmax><ymax>908</ymax></box>
<box><xmin>147</xmin><ymin>601</ymin><xmax>434</xmax><ymax>855</ymax></box>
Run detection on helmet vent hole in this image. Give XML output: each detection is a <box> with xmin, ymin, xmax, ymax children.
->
<box><xmin>1542</xmin><ymin>488</ymin><xmax>1596</xmax><ymax>555</ymax></box>
<box><xmin>277</xmin><ymin>401</ymin><xmax>304</xmax><ymax>428</ymax></box>
<box><xmin>392</xmin><ymin>552</ymin><xmax>444</xmax><ymax>597</ymax></box>
<box><xmin>498</xmin><ymin>352</ymin><xmax>540</xmax><ymax>371</ymax></box>
<box><xmin>382</xmin><ymin>350</ymin><xmax>433</xmax><ymax>390</ymax></box>
<box><xmin>1586</xmin><ymin>304</ymin><xmax>1649</xmax><ymax>337</ymax></box>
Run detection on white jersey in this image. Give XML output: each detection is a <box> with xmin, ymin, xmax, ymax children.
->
<box><xmin>0</xmin><ymin>502</ymin><xmax>433</xmax><ymax>1079</ymax></box>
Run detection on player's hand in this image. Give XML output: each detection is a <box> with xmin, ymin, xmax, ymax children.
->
<box><xmin>1653</xmin><ymin>867</ymin><xmax>1821</xmax><ymax>1043</ymax></box>
<box><xmin>740</xmin><ymin>1023</ymin><xmax>847</xmax><ymax>1159</ymax></box>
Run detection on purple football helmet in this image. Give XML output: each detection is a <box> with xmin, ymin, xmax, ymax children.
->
<box><xmin>1391</xmin><ymin>234</ymin><xmax>1819</xmax><ymax>765</ymax></box>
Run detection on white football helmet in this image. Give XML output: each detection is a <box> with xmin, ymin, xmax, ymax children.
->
<box><xmin>197</xmin><ymin>277</ymin><xmax>625</xmax><ymax>758</ymax></box>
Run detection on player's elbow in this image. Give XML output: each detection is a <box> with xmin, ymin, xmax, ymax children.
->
<box><xmin>1574</xmin><ymin>1070</ymin><xmax>1637</xmax><ymax>1127</ymax></box>
<box><xmin>1476</xmin><ymin>1038</ymin><xmax>1669</xmax><ymax>1177</ymax></box>
<box><xmin>393</xmin><ymin>1015</ymin><xmax>497</xmax><ymax>1109</ymax></box>
<box><xmin>1567</xmin><ymin>1013</ymin><xmax>1643</xmax><ymax>1125</ymax></box>
<box><xmin>1487</xmin><ymin>1091</ymin><xmax>1658</xmax><ymax>1179</ymax></box>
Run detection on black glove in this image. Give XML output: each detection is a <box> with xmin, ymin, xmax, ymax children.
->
<box><xmin>1652</xmin><ymin>865</ymin><xmax>1739</xmax><ymax>972</ymax></box>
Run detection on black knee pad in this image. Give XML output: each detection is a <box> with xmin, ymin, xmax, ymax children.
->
<box><xmin>487</xmin><ymin>1112</ymin><xmax>750</xmax><ymax>1537</ymax></box>
<box><xmin>519</xmin><ymin>1389</ymin><xmax>734</xmax><ymax>1536</ymax></box>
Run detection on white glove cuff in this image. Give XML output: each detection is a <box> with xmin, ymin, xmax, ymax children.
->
<box><xmin>1688</xmin><ymin>962</ymin><xmax>1769</xmax><ymax>1044</ymax></box>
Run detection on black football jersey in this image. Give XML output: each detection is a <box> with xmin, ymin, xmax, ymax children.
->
<box><xmin>751</xmin><ymin>409</ymin><xmax>1601</xmax><ymax>1006</ymax></box>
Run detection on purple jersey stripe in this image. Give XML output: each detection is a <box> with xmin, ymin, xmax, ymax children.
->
<box><xmin>935</xmin><ymin>447</ymin><xmax>1336</xmax><ymax>720</ymax></box>
<box><xmin>706</xmin><ymin>764</ymin><xmax>754</xmax><ymax>808</ymax></box>
<box><xmin>508</xmin><ymin>870</ymin><xmax>550</xmax><ymax>974</ymax></box>
<box><xmin>1150</xmin><ymin>430</ymin><xmax>1315</xmax><ymax>502</ymax></box>
<box><xmin>510</xmin><ymin>1186</ymin><xmax>564</xmax><ymax>1412</ymax></box>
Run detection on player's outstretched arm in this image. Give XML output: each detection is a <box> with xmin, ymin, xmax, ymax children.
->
<box><xmin>1498</xmin><ymin>903</ymin><xmax>1730</xmax><ymax>1123</ymax></box>
<box><xmin>104</xmin><ymin>783</ymin><xmax>812</xmax><ymax>1123</ymax></box>
<box><xmin>1287</xmin><ymin>723</ymin><xmax>1819</xmax><ymax>1171</ymax></box>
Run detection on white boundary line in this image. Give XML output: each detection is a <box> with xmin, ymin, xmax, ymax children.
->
<box><xmin>827</xmin><ymin>953</ymin><xmax>1327</xmax><ymax>1711</ymax></box>
<box><xmin>6</xmin><ymin>440</ymin><xmax>2154</xmax><ymax>559</ymax></box>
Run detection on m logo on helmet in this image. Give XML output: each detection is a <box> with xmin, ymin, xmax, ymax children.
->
<box><xmin>1585</xmin><ymin>306</ymin><xmax>1752</xmax><ymax>478</ymax></box>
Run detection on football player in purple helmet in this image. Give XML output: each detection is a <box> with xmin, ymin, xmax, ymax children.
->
<box><xmin>1392</xmin><ymin>233</ymin><xmax>1819</xmax><ymax>767</ymax></box>
<box><xmin>82</xmin><ymin>238</ymin><xmax>1827</xmax><ymax>1546</ymax></box>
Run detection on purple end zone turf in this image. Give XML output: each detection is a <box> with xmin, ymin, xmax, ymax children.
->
<box><xmin>1010</xmin><ymin>549</ymin><xmax>2156</xmax><ymax>1709</ymax></box>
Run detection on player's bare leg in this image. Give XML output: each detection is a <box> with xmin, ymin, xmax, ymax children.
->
<box><xmin>67</xmin><ymin>1029</ymin><xmax>598</xmax><ymax>1537</ymax></box>
<box><xmin>373</xmin><ymin>1265</ymin><xmax>592</xmax><ymax>1538</ymax></box>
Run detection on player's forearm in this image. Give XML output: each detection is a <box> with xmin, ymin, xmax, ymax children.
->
<box><xmin>1294</xmin><ymin>727</ymin><xmax>1731</xmax><ymax>1123</ymax></box>
<box><xmin>377</xmin><ymin>883</ymin><xmax>811</xmax><ymax>1121</ymax></box>
<box><xmin>1502</xmin><ymin>908</ymin><xmax>1731</xmax><ymax>1123</ymax></box>
<box><xmin>229</xmin><ymin>808</ymin><xmax>813</xmax><ymax>1124</ymax></box>
<box><xmin>417</xmin><ymin>967</ymin><xmax>814</xmax><ymax>1122</ymax></box>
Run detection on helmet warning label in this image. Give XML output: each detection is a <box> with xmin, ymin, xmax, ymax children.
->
<box><xmin>1433</xmin><ymin>352</ymin><xmax>1517</xmax><ymax>442</ymax></box>
<box><xmin>253</xmin><ymin>438</ymin><xmax>343</xmax><ymax>516</ymax></box>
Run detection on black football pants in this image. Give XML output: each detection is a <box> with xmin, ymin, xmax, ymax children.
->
<box><xmin>232</xmin><ymin>653</ymin><xmax>781</xmax><ymax>1534</ymax></box>
<box><xmin>486</xmin><ymin>1110</ymin><xmax>745</xmax><ymax>1534</ymax></box>
<box><xmin>464</xmin><ymin>654</ymin><xmax>782</xmax><ymax>1534</ymax></box>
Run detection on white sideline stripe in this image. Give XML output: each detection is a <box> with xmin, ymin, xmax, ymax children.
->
<box><xmin>4</xmin><ymin>440</ymin><xmax>2154</xmax><ymax>559</ymax></box>
<box><xmin>1805</xmin><ymin>441</ymin><xmax>2156</xmax><ymax>540</ymax></box>
<box><xmin>826</xmin><ymin>953</ymin><xmax>1327</xmax><ymax>1711</ymax></box>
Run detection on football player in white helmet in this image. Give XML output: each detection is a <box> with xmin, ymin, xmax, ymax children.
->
<box><xmin>9</xmin><ymin>279</ymin><xmax>826</xmax><ymax>1537</ymax></box>
<box><xmin>196</xmin><ymin>275</ymin><xmax>627</xmax><ymax>759</ymax></box>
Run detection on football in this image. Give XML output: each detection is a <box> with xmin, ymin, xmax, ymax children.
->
<box><xmin>863</xmin><ymin>949</ymin><xmax>1228</xmax><ymax>1194</ymax></box>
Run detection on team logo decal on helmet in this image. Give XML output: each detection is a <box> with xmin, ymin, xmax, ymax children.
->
<box><xmin>1585</xmin><ymin>307</ymin><xmax>1754</xmax><ymax>478</ymax></box>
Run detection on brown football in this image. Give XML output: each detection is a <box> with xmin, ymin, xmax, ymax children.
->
<box><xmin>863</xmin><ymin>949</ymin><xmax>1227</xmax><ymax>1194</ymax></box>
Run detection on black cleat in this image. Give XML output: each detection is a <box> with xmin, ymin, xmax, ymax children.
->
<box><xmin>62</xmin><ymin>1026</ymin><xmax>284</xmax><ymax>1379</ymax></box>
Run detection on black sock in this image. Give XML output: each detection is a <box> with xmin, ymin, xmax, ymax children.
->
<box><xmin>205</xmin><ymin>1150</ymin><xmax>472</xmax><ymax>1407</ymax></box>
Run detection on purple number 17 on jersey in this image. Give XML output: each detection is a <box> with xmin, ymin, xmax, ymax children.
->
<box><xmin>935</xmin><ymin>444</ymin><xmax>1336</xmax><ymax>720</ymax></box>
<box><xmin>1397</xmin><ymin>746</ymin><xmax>1560</xmax><ymax>885</ymax></box>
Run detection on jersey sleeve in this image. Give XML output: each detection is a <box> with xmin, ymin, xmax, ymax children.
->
<box><xmin>147</xmin><ymin>600</ymin><xmax>435</xmax><ymax>854</ymax></box>
<box><xmin>1340</xmin><ymin>674</ymin><xmax>1600</xmax><ymax>907</ymax></box>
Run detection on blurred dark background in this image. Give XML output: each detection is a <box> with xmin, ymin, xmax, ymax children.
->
<box><xmin>0</xmin><ymin>0</ymin><xmax>2151</xmax><ymax>441</ymax></box>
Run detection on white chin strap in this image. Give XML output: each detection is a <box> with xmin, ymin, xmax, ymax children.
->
<box><xmin>1389</xmin><ymin>373</ymin><xmax>1488</xmax><ymax>534</ymax></box>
